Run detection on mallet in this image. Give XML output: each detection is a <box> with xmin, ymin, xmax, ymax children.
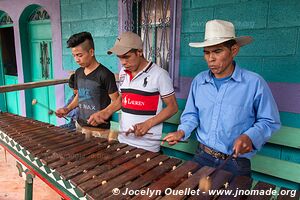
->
<box><xmin>107</xmin><ymin>130</ymin><xmax>153</xmax><ymax>142</ymax></box>
<box><xmin>32</xmin><ymin>99</ymin><xmax>68</xmax><ymax>120</ymax></box>
<box><xmin>107</xmin><ymin>130</ymin><xmax>188</xmax><ymax>143</ymax></box>
<box><xmin>199</xmin><ymin>152</ymin><xmax>234</xmax><ymax>193</ymax></box>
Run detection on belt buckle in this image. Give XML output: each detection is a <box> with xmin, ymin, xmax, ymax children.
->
<box><xmin>200</xmin><ymin>144</ymin><xmax>227</xmax><ymax>160</ymax></box>
<box><xmin>211</xmin><ymin>150</ymin><xmax>226</xmax><ymax>160</ymax></box>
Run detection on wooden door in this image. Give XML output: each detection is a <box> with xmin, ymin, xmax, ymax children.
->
<box><xmin>27</xmin><ymin>20</ymin><xmax>56</xmax><ymax>124</ymax></box>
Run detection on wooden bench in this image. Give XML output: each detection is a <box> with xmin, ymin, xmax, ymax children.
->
<box><xmin>251</xmin><ymin>126</ymin><xmax>300</xmax><ymax>189</ymax></box>
<box><xmin>110</xmin><ymin>110</ymin><xmax>300</xmax><ymax>190</ymax></box>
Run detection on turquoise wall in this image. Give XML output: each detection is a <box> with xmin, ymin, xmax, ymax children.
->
<box><xmin>60</xmin><ymin>0</ymin><xmax>119</xmax><ymax>73</ymax></box>
<box><xmin>60</xmin><ymin>0</ymin><xmax>119</xmax><ymax>101</ymax></box>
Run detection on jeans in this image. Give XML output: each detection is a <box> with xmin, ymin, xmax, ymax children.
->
<box><xmin>192</xmin><ymin>148</ymin><xmax>251</xmax><ymax>177</ymax></box>
<box><xmin>59</xmin><ymin>120</ymin><xmax>76</xmax><ymax>131</ymax></box>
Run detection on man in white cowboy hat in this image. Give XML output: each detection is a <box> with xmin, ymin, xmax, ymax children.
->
<box><xmin>89</xmin><ymin>31</ymin><xmax>178</xmax><ymax>152</ymax></box>
<box><xmin>163</xmin><ymin>19</ymin><xmax>280</xmax><ymax>177</ymax></box>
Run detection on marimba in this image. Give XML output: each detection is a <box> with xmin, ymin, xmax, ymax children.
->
<box><xmin>0</xmin><ymin>112</ymin><xmax>299</xmax><ymax>200</ymax></box>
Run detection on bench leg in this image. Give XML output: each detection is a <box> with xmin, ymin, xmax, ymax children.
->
<box><xmin>16</xmin><ymin>161</ymin><xmax>35</xmax><ymax>200</ymax></box>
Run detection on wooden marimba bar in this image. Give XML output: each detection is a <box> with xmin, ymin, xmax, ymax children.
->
<box><xmin>0</xmin><ymin>112</ymin><xmax>299</xmax><ymax>200</ymax></box>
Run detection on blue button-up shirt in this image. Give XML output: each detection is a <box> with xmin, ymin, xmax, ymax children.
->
<box><xmin>178</xmin><ymin>64</ymin><xmax>281</xmax><ymax>158</ymax></box>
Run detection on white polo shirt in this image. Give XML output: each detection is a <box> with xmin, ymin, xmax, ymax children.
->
<box><xmin>118</xmin><ymin>62</ymin><xmax>175</xmax><ymax>152</ymax></box>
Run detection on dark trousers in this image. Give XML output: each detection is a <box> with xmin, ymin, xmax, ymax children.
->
<box><xmin>192</xmin><ymin>148</ymin><xmax>251</xmax><ymax>177</ymax></box>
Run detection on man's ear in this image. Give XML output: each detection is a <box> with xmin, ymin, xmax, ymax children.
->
<box><xmin>137</xmin><ymin>49</ymin><xmax>143</xmax><ymax>57</ymax></box>
<box><xmin>231</xmin><ymin>44</ymin><xmax>240</xmax><ymax>57</ymax></box>
<box><xmin>89</xmin><ymin>48</ymin><xmax>95</xmax><ymax>57</ymax></box>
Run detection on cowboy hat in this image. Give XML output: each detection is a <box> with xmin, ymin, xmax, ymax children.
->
<box><xmin>189</xmin><ymin>19</ymin><xmax>253</xmax><ymax>48</ymax></box>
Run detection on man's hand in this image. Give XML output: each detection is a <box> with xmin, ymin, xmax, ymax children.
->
<box><xmin>131</xmin><ymin>120</ymin><xmax>152</xmax><ymax>136</ymax></box>
<box><xmin>87</xmin><ymin>92</ymin><xmax>121</xmax><ymax>127</ymax></box>
<box><xmin>233</xmin><ymin>134</ymin><xmax>253</xmax><ymax>157</ymax></box>
<box><xmin>162</xmin><ymin>130</ymin><xmax>185</xmax><ymax>145</ymax></box>
<box><xmin>87</xmin><ymin>110</ymin><xmax>109</xmax><ymax>126</ymax></box>
<box><xmin>56</xmin><ymin>108</ymin><xmax>70</xmax><ymax>118</ymax></box>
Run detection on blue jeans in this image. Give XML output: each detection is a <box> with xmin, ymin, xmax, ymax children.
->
<box><xmin>192</xmin><ymin>148</ymin><xmax>251</xmax><ymax>177</ymax></box>
<box><xmin>59</xmin><ymin>120</ymin><xmax>76</xmax><ymax>131</ymax></box>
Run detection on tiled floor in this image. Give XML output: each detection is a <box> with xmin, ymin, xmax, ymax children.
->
<box><xmin>0</xmin><ymin>146</ymin><xmax>61</xmax><ymax>200</ymax></box>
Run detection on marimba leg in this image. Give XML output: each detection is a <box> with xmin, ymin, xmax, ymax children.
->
<box><xmin>16</xmin><ymin>161</ymin><xmax>35</xmax><ymax>200</ymax></box>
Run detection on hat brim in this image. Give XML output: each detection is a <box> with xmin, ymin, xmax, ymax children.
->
<box><xmin>189</xmin><ymin>36</ymin><xmax>253</xmax><ymax>48</ymax></box>
<box><xmin>107</xmin><ymin>45</ymin><xmax>132</xmax><ymax>55</ymax></box>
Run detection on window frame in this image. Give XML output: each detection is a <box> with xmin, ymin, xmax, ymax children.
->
<box><xmin>118</xmin><ymin>0</ymin><xmax>182</xmax><ymax>89</ymax></box>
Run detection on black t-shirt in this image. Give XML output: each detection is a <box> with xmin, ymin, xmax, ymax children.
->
<box><xmin>74</xmin><ymin>64</ymin><xmax>118</xmax><ymax>129</ymax></box>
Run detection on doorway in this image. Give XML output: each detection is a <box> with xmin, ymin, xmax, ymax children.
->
<box><xmin>0</xmin><ymin>13</ymin><xmax>19</xmax><ymax>114</ymax></box>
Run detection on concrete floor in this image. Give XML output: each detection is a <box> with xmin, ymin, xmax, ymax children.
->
<box><xmin>0</xmin><ymin>146</ymin><xmax>61</xmax><ymax>200</ymax></box>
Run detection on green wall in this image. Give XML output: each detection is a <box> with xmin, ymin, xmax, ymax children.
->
<box><xmin>60</xmin><ymin>0</ymin><xmax>119</xmax><ymax>102</ymax></box>
<box><xmin>180</xmin><ymin>0</ymin><xmax>300</xmax><ymax>80</ymax></box>
<box><xmin>61</xmin><ymin>0</ymin><xmax>119</xmax><ymax>73</ymax></box>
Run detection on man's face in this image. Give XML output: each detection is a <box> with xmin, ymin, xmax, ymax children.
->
<box><xmin>203</xmin><ymin>43</ymin><xmax>239</xmax><ymax>78</ymax></box>
<box><xmin>71</xmin><ymin>44</ymin><xmax>94</xmax><ymax>68</ymax></box>
<box><xmin>117</xmin><ymin>50</ymin><xmax>142</xmax><ymax>72</ymax></box>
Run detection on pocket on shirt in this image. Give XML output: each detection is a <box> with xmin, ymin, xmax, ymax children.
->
<box><xmin>219</xmin><ymin>104</ymin><xmax>254</xmax><ymax>143</ymax></box>
<box><xmin>221</xmin><ymin>104</ymin><xmax>254</xmax><ymax>129</ymax></box>
<box><xmin>223</xmin><ymin>104</ymin><xmax>252</xmax><ymax>120</ymax></box>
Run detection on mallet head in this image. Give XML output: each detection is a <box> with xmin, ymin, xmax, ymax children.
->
<box><xmin>31</xmin><ymin>99</ymin><xmax>37</xmax><ymax>105</ymax></box>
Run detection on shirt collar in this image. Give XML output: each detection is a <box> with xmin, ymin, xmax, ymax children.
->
<box><xmin>124</xmin><ymin>61</ymin><xmax>153</xmax><ymax>81</ymax></box>
<box><xmin>231</xmin><ymin>62</ymin><xmax>242</xmax><ymax>82</ymax></box>
<box><xmin>202</xmin><ymin>61</ymin><xmax>242</xmax><ymax>84</ymax></box>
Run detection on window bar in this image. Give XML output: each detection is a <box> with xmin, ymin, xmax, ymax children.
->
<box><xmin>170</xmin><ymin>0</ymin><xmax>178</xmax><ymax>88</ymax></box>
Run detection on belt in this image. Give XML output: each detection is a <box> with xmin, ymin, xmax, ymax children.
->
<box><xmin>199</xmin><ymin>143</ymin><xmax>230</xmax><ymax>160</ymax></box>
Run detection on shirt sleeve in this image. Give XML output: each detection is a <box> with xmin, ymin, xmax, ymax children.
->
<box><xmin>74</xmin><ymin>70</ymin><xmax>79</xmax><ymax>90</ymax></box>
<box><xmin>177</xmin><ymin>78</ymin><xmax>200</xmax><ymax>140</ymax></box>
<box><xmin>158</xmin><ymin>69</ymin><xmax>175</xmax><ymax>98</ymax></box>
<box><xmin>103</xmin><ymin>68</ymin><xmax>118</xmax><ymax>94</ymax></box>
<box><xmin>118</xmin><ymin>69</ymin><xmax>125</xmax><ymax>93</ymax></box>
<box><xmin>244</xmin><ymin>77</ymin><xmax>281</xmax><ymax>150</ymax></box>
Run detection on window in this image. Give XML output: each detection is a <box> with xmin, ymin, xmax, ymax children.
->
<box><xmin>0</xmin><ymin>13</ymin><xmax>13</xmax><ymax>25</ymax></box>
<box><xmin>119</xmin><ymin>0</ymin><xmax>181</xmax><ymax>88</ymax></box>
<box><xmin>28</xmin><ymin>7</ymin><xmax>50</xmax><ymax>21</ymax></box>
<box><xmin>0</xmin><ymin>13</ymin><xmax>17</xmax><ymax>76</ymax></box>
